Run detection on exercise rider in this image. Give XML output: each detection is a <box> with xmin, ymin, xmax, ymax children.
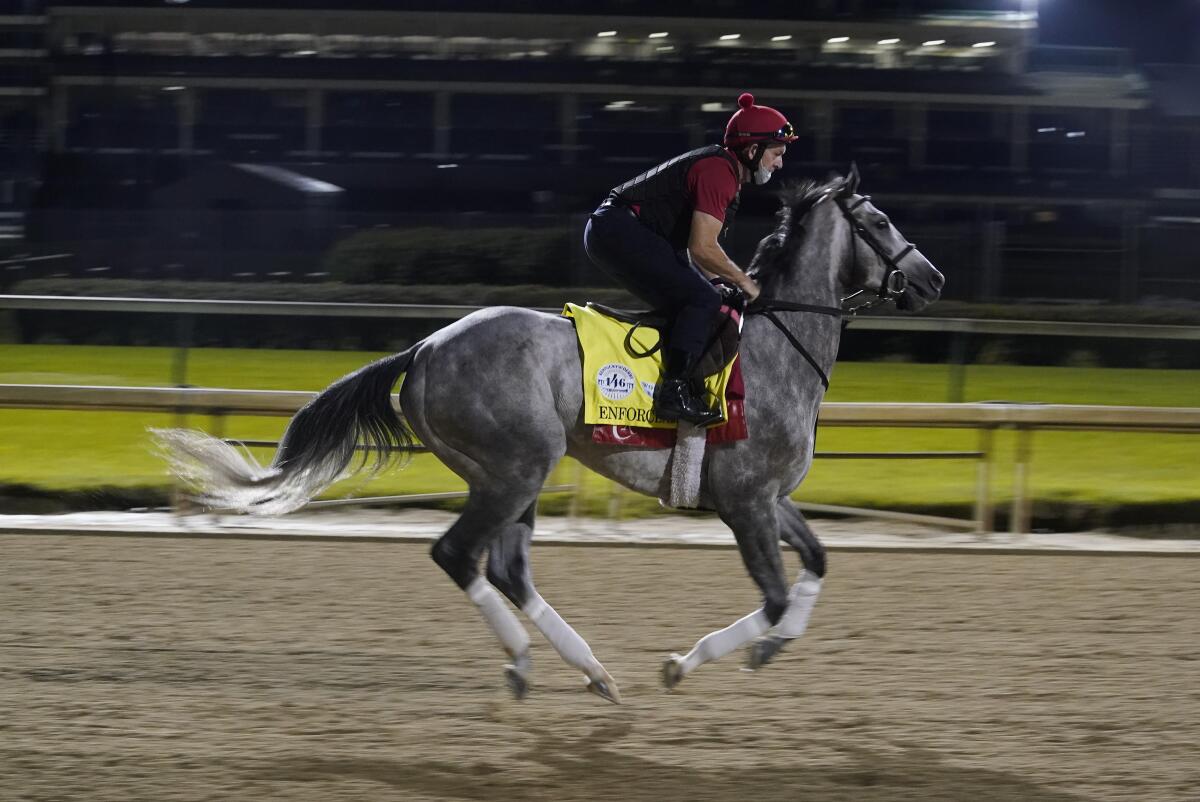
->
<box><xmin>583</xmin><ymin>92</ymin><xmax>797</xmax><ymax>425</ymax></box>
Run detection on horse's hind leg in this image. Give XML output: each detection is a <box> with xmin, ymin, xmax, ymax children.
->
<box><xmin>483</xmin><ymin>503</ymin><xmax>536</xmax><ymax>699</ymax></box>
<box><xmin>430</xmin><ymin>489</ymin><xmax>534</xmax><ymax>692</ymax></box>
<box><xmin>487</xmin><ymin>504</ymin><xmax>621</xmax><ymax>704</ymax></box>
<box><xmin>749</xmin><ymin>498</ymin><xmax>826</xmax><ymax>670</ymax></box>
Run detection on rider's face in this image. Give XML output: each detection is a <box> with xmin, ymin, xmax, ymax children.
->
<box><xmin>751</xmin><ymin>144</ymin><xmax>787</xmax><ymax>185</ymax></box>
<box><xmin>760</xmin><ymin>144</ymin><xmax>786</xmax><ymax>174</ymax></box>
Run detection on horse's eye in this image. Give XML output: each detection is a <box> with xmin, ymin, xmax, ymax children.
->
<box><xmin>875</xmin><ymin>219</ymin><xmax>890</xmax><ymax>230</ymax></box>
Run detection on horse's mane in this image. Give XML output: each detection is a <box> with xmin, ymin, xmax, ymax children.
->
<box><xmin>747</xmin><ymin>175</ymin><xmax>845</xmax><ymax>279</ymax></box>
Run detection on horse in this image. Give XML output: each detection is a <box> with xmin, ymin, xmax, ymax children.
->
<box><xmin>155</xmin><ymin>165</ymin><xmax>944</xmax><ymax>704</ymax></box>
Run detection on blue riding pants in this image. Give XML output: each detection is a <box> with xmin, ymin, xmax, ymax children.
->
<box><xmin>583</xmin><ymin>204</ymin><xmax>721</xmax><ymax>360</ymax></box>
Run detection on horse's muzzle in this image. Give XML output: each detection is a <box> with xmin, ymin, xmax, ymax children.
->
<box><xmin>896</xmin><ymin>265</ymin><xmax>944</xmax><ymax>311</ymax></box>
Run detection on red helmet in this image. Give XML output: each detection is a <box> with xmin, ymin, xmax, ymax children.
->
<box><xmin>723</xmin><ymin>93</ymin><xmax>797</xmax><ymax>148</ymax></box>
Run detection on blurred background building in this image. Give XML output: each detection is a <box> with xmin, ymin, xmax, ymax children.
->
<box><xmin>1</xmin><ymin>0</ymin><xmax>1198</xmax><ymax>301</ymax></box>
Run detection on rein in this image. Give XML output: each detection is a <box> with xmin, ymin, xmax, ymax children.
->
<box><xmin>745</xmin><ymin>193</ymin><xmax>918</xmax><ymax>391</ymax></box>
<box><xmin>748</xmin><ymin>301</ymin><xmax>841</xmax><ymax>390</ymax></box>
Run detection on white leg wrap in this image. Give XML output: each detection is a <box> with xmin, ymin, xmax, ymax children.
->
<box><xmin>465</xmin><ymin>577</ymin><xmax>530</xmax><ymax>660</ymax></box>
<box><xmin>775</xmin><ymin>570</ymin><xmax>822</xmax><ymax>640</ymax></box>
<box><xmin>678</xmin><ymin>608</ymin><xmax>771</xmax><ymax>676</ymax></box>
<box><xmin>522</xmin><ymin>593</ymin><xmax>604</xmax><ymax>679</ymax></box>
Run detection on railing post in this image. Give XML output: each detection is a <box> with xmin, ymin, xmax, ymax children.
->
<box><xmin>974</xmin><ymin>426</ymin><xmax>994</xmax><ymax>534</ymax></box>
<box><xmin>1010</xmin><ymin>426</ymin><xmax>1033</xmax><ymax>536</ymax></box>
<box><xmin>208</xmin><ymin>410</ymin><xmax>227</xmax><ymax>441</ymax></box>
<box><xmin>171</xmin><ymin>314</ymin><xmax>195</xmax><ymax>388</ymax></box>
<box><xmin>607</xmin><ymin>478</ymin><xmax>623</xmax><ymax>521</ymax></box>
<box><xmin>947</xmin><ymin>331</ymin><xmax>969</xmax><ymax>403</ymax></box>
<box><xmin>568</xmin><ymin>459</ymin><xmax>585</xmax><ymax>520</ymax></box>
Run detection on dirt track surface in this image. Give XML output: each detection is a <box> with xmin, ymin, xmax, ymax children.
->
<box><xmin>2</xmin><ymin>535</ymin><xmax>1197</xmax><ymax>802</ymax></box>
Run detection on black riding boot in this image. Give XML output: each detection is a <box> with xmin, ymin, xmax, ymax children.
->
<box><xmin>654</xmin><ymin>349</ymin><xmax>723</xmax><ymax>427</ymax></box>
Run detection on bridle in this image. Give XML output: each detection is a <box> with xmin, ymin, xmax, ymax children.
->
<box><xmin>834</xmin><ymin>194</ymin><xmax>913</xmax><ymax>314</ymax></box>
<box><xmin>747</xmin><ymin>192</ymin><xmax>918</xmax><ymax>389</ymax></box>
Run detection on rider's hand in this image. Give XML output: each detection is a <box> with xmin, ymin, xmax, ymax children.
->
<box><xmin>741</xmin><ymin>278</ymin><xmax>761</xmax><ymax>303</ymax></box>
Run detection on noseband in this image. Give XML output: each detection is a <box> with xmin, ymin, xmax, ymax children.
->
<box><xmin>749</xmin><ymin>193</ymin><xmax>918</xmax><ymax>389</ymax></box>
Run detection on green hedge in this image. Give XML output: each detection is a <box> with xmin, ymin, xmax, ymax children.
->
<box><xmin>7</xmin><ymin>278</ymin><xmax>637</xmax><ymax>308</ymax></box>
<box><xmin>3</xmin><ymin>279</ymin><xmax>639</xmax><ymax>350</ymax></box>
<box><xmin>906</xmin><ymin>300</ymin><xmax>1200</xmax><ymax>327</ymax></box>
<box><xmin>5</xmin><ymin>279</ymin><xmax>1199</xmax><ymax>366</ymax></box>
<box><xmin>322</xmin><ymin>227</ymin><xmax>574</xmax><ymax>285</ymax></box>
<box><xmin>13</xmin><ymin>278</ymin><xmax>1200</xmax><ymax>324</ymax></box>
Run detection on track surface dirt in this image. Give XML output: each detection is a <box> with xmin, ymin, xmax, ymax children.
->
<box><xmin>2</xmin><ymin>534</ymin><xmax>1197</xmax><ymax>801</ymax></box>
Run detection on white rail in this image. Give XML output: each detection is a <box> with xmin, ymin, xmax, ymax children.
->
<box><xmin>3</xmin><ymin>383</ymin><xmax>1198</xmax><ymax>534</ymax></box>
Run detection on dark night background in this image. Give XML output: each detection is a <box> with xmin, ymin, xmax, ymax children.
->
<box><xmin>1</xmin><ymin>0</ymin><xmax>1198</xmax><ymax>309</ymax></box>
<box><xmin>1039</xmin><ymin>0</ymin><xmax>1199</xmax><ymax>62</ymax></box>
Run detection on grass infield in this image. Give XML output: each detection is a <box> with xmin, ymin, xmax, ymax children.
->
<box><xmin>1</xmin><ymin>345</ymin><xmax>1198</xmax><ymax>525</ymax></box>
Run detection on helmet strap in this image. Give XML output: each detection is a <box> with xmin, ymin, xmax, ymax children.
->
<box><xmin>737</xmin><ymin>144</ymin><xmax>771</xmax><ymax>185</ymax></box>
<box><xmin>735</xmin><ymin>144</ymin><xmax>767</xmax><ymax>183</ymax></box>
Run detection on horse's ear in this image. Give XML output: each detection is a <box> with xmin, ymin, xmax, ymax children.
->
<box><xmin>843</xmin><ymin>162</ymin><xmax>861</xmax><ymax>196</ymax></box>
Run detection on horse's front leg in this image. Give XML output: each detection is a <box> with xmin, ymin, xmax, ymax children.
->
<box><xmin>748</xmin><ymin>497</ymin><xmax>827</xmax><ymax>669</ymax></box>
<box><xmin>662</xmin><ymin>498</ymin><xmax>790</xmax><ymax>689</ymax></box>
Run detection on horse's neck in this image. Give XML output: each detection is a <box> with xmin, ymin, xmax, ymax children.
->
<box><xmin>752</xmin><ymin>206</ymin><xmax>846</xmax><ymax>391</ymax></box>
<box><xmin>763</xmin><ymin>204</ymin><xmax>843</xmax><ymax>307</ymax></box>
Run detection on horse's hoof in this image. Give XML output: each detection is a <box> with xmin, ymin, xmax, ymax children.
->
<box><xmin>586</xmin><ymin>675</ymin><xmax>622</xmax><ymax>704</ymax></box>
<box><xmin>504</xmin><ymin>665</ymin><xmax>529</xmax><ymax>699</ymax></box>
<box><xmin>661</xmin><ymin>653</ymin><xmax>685</xmax><ymax>690</ymax></box>
<box><xmin>747</xmin><ymin>636</ymin><xmax>788</xmax><ymax>670</ymax></box>
<box><xmin>504</xmin><ymin>652</ymin><xmax>531</xmax><ymax>700</ymax></box>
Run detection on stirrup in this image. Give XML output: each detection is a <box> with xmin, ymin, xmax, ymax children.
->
<box><xmin>655</xmin><ymin>380</ymin><xmax>722</xmax><ymax>427</ymax></box>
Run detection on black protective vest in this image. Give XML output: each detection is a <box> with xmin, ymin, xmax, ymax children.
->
<box><xmin>609</xmin><ymin>145</ymin><xmax>741</xmax><ymax>252</ymax></box>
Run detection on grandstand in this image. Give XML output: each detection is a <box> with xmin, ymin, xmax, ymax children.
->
<box><xmin>1</xmin><ymin>0</ymin><xmax>1197</xmax><ymax>300</ymax></box>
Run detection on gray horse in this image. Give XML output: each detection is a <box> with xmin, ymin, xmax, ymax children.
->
<box><xmin>156</xmin><ymin>167</ymin><xmax>944</xmax><ymax>703</ymax></box>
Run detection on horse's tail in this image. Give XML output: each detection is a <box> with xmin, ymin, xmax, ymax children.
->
<box><xmin>153</xmin><ymin>345</ymin><xmax>419</xmax><ymax>516</ymax></box>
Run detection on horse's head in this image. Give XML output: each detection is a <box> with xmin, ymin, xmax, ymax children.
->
<box><xmin>832</xmin><ymin>164</ymin><xmax>944</xmax><ymax>312</ymax></box>
<box><xmin>749</xmin><ymin>169</ymin><xmax>944</xmax><ymax>313</ymax></box>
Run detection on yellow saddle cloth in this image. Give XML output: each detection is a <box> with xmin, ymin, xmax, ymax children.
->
<box><xmin>562</xmin><ymin>303</ymin><xmax>735</xmax><ymax>429</ymax></box>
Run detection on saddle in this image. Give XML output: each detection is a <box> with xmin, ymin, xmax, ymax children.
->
<box><xmin>585</xmin><ymin>296</ymin><xmax>743</xmax><ymax>379</ymax></box>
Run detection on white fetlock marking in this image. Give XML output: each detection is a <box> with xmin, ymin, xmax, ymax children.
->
<box><xmin>522</xmin><ymin>593</ymin><xmax>604</xmax><ymax>679</ymax></box>
<box><xmin>465</xmin><ymin>577</ymin><xmax>530</xmax><ymax>660</ymax></box>
<box><xmin>679</xmin><ymin>608</ymin><xmax>771</xmax><ymax>676</ymax></box>
<box><xmin>775</xmin><ymin>570</ymin><xmax>822</xmax><ymax>640</ymax></box>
